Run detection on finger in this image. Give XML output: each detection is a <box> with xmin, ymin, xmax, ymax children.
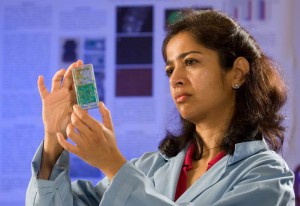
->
<box><xmin>37</xmin><ymin>75</ymin><xmax>49</xmax><ymax>100</ymax></box>
<box><xmin>73</xmin><ymin>104</ymin><xmax>103</xmax><ymax>133</ymax></box>
<box><xmin>66</xmin><ymin>123</ymin><xmax>84</xmax><ymax>145</ymax></box>
<box><xmin>57</xmin><ymin>132</ymin><xmax>79</xmax><ymax>154</ymax></box>
<box><xmin>77</xmin><ymin>59</ymin><xmax>83</xmax><ymax>66</ymax></box>
<box><xmin>63</xmin><ymin>60</ymin><xmax>83</xmax><ymax>89</ymax></box>
<box><xmin>70</xmin><ymin>112</ymin><xmax>93</xmax><ymax>137</ymax></box>
<box><xmin>51</xmin><ymin>69</ymin><xmax>66</xmax><ymax>92</ymax></box>
<box><xmin>61</xmin><ymin>62</ymin><xmax>76</xmax><ymax>89</ymax></box>
<box><xmin>99</xmin><ymin>102</ymin><xmax>114</xmax><ymax>132</ymax></box>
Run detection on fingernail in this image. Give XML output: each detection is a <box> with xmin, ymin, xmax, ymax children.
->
<box><xmin>73</xmin><ymin>104</ymin><xmax>80</xmax><ymax>111</ymax></box>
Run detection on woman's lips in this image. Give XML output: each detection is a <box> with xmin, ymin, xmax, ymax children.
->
<box><xmin>175</xmin><ymin>94</ymin><xmax>191</xmax><ymax>103</ymax></box>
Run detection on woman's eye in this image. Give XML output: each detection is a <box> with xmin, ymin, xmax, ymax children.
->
<box><xmin>185</xmin><ymin>59</ymin><xmax>198</xmax><ymax>66</ymax></box>
<box><xmin>165</xmin><ymin>68</ymin><xmax>173</xmax><ymax>77</ymax></box>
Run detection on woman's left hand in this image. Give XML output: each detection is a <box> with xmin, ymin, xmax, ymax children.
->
<box><xmin>57</xmin><ymin>102</ymin><xmax>126</xmax><ymax>180</ymax></box>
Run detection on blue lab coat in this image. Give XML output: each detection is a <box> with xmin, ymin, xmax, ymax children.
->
<box><xmin>26</xmin><ymin>140</ymin><xmax>295</xmax><ymax>205</ymax></box>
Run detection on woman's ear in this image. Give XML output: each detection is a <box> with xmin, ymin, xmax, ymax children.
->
<box><xmin>231</xmin><ymin>57</ymin><xmax>250</xmax><ymax>88</ymax></box>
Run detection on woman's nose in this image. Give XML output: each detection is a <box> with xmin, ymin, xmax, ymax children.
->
<box><xmin>169</xmin><ymin>68</ymin><xmax>186</xmax><ymax>88</ymax></box>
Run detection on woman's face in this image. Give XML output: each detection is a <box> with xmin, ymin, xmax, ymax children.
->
<box><xmin>165</xmin><ymin>32</ymin><xmax>236</xmax><ymax>125</ymax></box>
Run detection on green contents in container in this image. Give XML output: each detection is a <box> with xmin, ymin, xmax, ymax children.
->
<box><xmin>77</xmin><ymin>83</ymin><xmax>97</xmax><ymax>105</ymax></box>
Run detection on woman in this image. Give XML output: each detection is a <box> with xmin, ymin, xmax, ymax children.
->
<box><xmin>26</xmin><ymin>10</ymin><xmax>295</xmax><ymax>205</ymax></box>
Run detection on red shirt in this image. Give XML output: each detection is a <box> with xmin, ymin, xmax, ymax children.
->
<box><xmin>174</xmin><ymin>143</ymin><xmax>226</xmax><ymax>201</ymax></box>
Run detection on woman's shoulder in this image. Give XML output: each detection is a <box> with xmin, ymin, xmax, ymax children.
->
<box><xmin>228</xmin><ymin>140</ymin><xmax>293</xmax><ymax>177</ymax></box>
<box><xmin>231</xmin><ymin>140</ymin><xmax>287</xmax><ymax>163</ymax></box>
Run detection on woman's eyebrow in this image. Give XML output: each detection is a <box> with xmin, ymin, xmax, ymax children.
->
<box><xmin>166</xmin><ymin>50</ymin><xmax>202</xmax><ymax>66</ymax></box>
<box><xmin>178</xmin><ymin>50</ymin><xmax>203</xmax><ymax>59</ymax></box>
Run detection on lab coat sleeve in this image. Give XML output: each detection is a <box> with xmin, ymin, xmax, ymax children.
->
<box><xmin>99</xmin><ymin>161</ymin><xmax>193</xmax><ymax>206</ymax></box>
<box><xmin>26</xmin><ymin>143</ymin><xmax>188</xmax><ymax>206</ymax></box>
<box><xmin>25</xmin><ymin>142</ymin><xmax>109</xmax><ymax>206</ymax></box>
<box><xmin>211</xmin><ymin>154</ymin><xmax>295</xmax><ymax>206</ymax></box>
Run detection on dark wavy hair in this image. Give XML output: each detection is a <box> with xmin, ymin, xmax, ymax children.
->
<box><xmin>159</xmin><ymin>9</ymin><xmax>287</xmax><ymax>159</ymax></box>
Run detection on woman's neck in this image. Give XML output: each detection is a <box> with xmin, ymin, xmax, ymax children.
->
<box><xmin>195</xmin><ymin>116</ymin><xmax>231</xmax><ymax>152</ymax></box>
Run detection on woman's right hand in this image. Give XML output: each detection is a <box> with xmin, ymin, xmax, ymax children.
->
<box><xmin>39</xmin><ymin>60</ymin><xmax>83</xmax><ymax>138</ymax></box>
<box><xmin>37</xmin><ymin>60</ymin><xmax>83</xmax><ymax>179</ymax></box>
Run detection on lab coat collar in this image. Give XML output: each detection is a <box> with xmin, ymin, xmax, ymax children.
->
<box><xmin>154</xmin><ymin>147</ymin><xmax>186</xmax><ymax>200</ymax></box>
<box><xmin>176</xmin><ymin>154</ymin><xmax>229</xmax><ymax>203</ymax></box>
<box><xmin>156</xmin><ymin>140</ymin><xmax>269</xmax><ymax>203</ymax></box>
<box><xmin>227</xmin><ymin>140</ymin><xmax>269</xmax><ymax>165</ymax></box>
<box><xmin>177</xmin><ymin>140</ymin><xmax>269</xmax><ymax>203</ymax></box>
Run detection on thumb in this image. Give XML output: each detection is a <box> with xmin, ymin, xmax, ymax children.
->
<box><xmin>37</xmin><ymin>75</ymin><xmax>49</xmax><ymax>100</ymax></box>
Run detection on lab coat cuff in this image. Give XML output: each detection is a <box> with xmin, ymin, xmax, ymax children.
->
<box><xmin>31</xmin><ymin>141</ymin><xmax>70</xmax><ymax>181</ymax></box>
<box><xmin>31</xmin><ymin>141</ymin><xmax>44</xmax><ymax>176</ymax></box>
<box><xmin>34</xmin><ymin>170</ymin><xmax>71</xmax><ymax>195</ymax></box>
<box><xmin>49</xmin><ymin>149</ymin><xmax>70</xmax><ymax>180</ymax></box>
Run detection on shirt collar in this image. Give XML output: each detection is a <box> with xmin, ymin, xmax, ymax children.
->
<box><xmin>183</xmin><ymin>143</ymin><xmax>226</xmax><ymax>171</ymax></box>
<box><xmin>182</xmin><ymin>142</ymin><xmax>195</xmax><ymax>170</ymax></box>
<box><xmin>207</xmin><ymin>151</ymin><xmax>226</xmax><ymax>170</ymax></box>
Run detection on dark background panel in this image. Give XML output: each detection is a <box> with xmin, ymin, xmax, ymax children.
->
<box><xmin>116</xmin><ymin>68</ymin><xmax>152</xmax><ymax>96</ymax></box>
<box><xmin>116</xmin><ymin>36</ymin><xmax>153</xmax><ymax>64</ymax></box>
